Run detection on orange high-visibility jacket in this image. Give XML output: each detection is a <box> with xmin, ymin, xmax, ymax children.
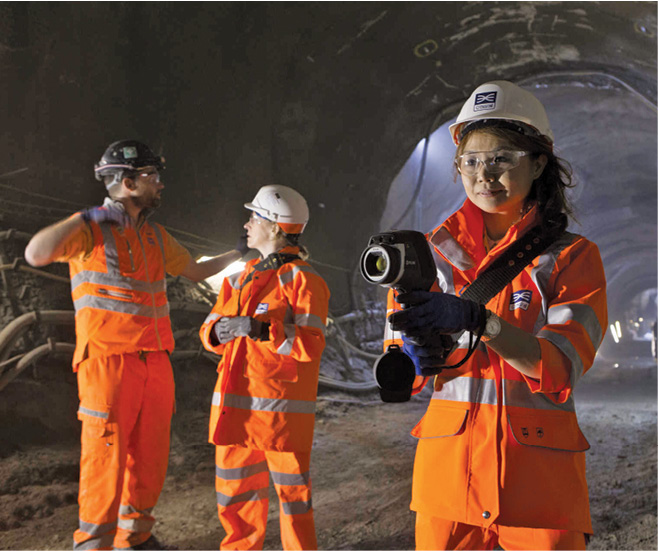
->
<box><xmin>200</xmin><ymin>246</ymin><xmax>330</xmax><ymax>453</ymax></box>
<box><xmin>58</xmin><ymin>211</ymin><xmax>191</xmax><ymax>369</ymax></box>
<box><xmin>385</xmin><ymin>200</ymin><xmax>607</xmax><ymax>533</ymax></box>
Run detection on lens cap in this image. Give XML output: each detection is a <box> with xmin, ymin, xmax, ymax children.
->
<box><xmin>373</xmin><ymin>344</ymin><xmax>416</xmax><ymax>403</ymax></box>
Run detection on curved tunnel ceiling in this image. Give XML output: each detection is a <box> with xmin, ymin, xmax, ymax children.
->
<box><xmin>0</xmin><ymin>2</ymin><xmax>655</xmax><ymax>324</ymax></box>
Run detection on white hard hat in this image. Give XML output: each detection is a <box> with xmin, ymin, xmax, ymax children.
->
<box><xmin>448</xmin><ymin>81</ymin><xmax>554</xmax><ymax>145</ymax></box>
<box><xmin>245</xmin><ymin>185</ymin><xmax>309</xmax><ymax>234</ymax></box>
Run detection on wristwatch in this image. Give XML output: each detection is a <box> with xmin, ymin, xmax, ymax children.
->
<box><xmin>481</xmin><ymin>310</ymin><xmax>502</xmax><ymax>342</ymax></box>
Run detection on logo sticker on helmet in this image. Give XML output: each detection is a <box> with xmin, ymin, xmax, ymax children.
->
<box><xmin>474</xmin><ymin>91</ymin><xmax>497</xmax><ymax>112</ymax></box>
<box><xmin>123</xmin><ymin>146</ymin><xmax>138</xmax><ymax>159</ymax></box>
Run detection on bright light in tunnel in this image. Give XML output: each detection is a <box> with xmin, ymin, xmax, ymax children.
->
<box><xmin>610</xmin><ymin>324</ymin><xmax>620</xmax><ymax>343</ymax></box>
<box><xmin>615</xmin><ymin>320</ymin><xmax>622</xmax><ymax>339</ymax></box>
<box><xmin>199</xmin><ymin>257</ymin><xmax>245</xmax><ymax>291</ymax></box>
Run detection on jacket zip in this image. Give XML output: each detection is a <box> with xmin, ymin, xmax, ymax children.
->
<box><xmin>97</xmin><ymin>288</ymin><xmax>132</xmax><ymax>300</ymax></box>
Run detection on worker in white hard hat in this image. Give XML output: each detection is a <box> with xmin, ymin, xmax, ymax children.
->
<box><xmin>199</xmin><ymin>185</ymin><xmax>330</xmax><ymax>550</ymax></box>
<box><xmin>384</xmin><ymin>81</ymin><xmax>608</xmax><ymax>550</ymax></box>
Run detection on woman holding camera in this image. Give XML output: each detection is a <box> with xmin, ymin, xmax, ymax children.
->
<box><xmin>199</xmin><ymin>185</ymin><xmax>330</xmax><ymax>550</ymax></box>
<box><xmin>387</xmin><ymin>81</ymin><xmax>607</xmax><ymax>550</ymax></box>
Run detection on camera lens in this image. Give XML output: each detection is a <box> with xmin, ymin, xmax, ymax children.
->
<box><xmin>360</xmin><ymin>244</ymin><xmax>399</xmax><ymax>284</ymax></box>
<box><xmin>365</xmin><ymin>251</ymin><xmax>388</xmax><ymax>277</ymax></box>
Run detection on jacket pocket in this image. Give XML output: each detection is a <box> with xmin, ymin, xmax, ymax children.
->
<box><xmin>507</xmin><ymin>412</ymin><xmax>590</xmax><ymax>451</ymax></box>
<box><xmin>244</xmin><ymin>356</ymin><xmax>299</xmax><ymax>383</ymax></box>
<box><xmin>411</xmin><ymin>403</ymin><xmax>469</xmax><ymax>439</ymax></box>
<box><xmin>77</xmin><ymin>403</ymin><xmax>112</xmax><ymax>439</ymax></box>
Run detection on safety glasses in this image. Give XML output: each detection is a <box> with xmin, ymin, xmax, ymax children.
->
<box><xmin>455</xmin><ymin>149</ymin><xmax>531</xmax><ymax>176</ymax></box>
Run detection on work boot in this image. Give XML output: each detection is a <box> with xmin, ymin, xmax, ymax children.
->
<box><xmin>120</xmin><ymin>535</ymin><xmax>178</xmax><ymax>550</ymax></box>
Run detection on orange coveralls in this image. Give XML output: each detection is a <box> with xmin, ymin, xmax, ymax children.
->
<box><xmin>55</xmin><ymin>207</ymin><xmax>191</xmax><ymax>550</ymax></box>
<box><xmin>384</xmin><ymin>200</ymin><xmax>608</xmax><ymax>550</ymax></box>
<box><xmin>199</xmin><ymin>246</ymin><xmax>330</xmax><ymax>550</ymax></box>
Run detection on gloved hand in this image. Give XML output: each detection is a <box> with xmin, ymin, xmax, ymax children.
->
<box><xmin>401</xmin><ymin>332</ymin><xmax>456</xmax><ymax>376</ymax></box>
<box><xmin>235</xmin><ymin>232</ymin><xmax>250</xmax><ymax>257</ymax></box>
<box><xmin>390</xmin><ymin>290</ymin><xmax>485</xmax><ymax>337</ymax></box>
<box><xmin>81</xmin><ymin>205</ymin><xmax>131</xmax><ymax>227</ymax></box>
<box><xmin>215</xmin><ymin>316</ymin><xmax>270</xmax><ymax>342</ymax></box>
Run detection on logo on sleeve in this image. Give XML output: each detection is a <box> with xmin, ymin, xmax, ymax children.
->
<box><xmin>474</xmin><ymin>91</ymin><xmax>497</xmax><ymax>112</ymax></box>
<box><xmin>510</xmin><ymin>290</ymin><xmax>532</xmax><ymax>311</ymax></box>
<box><xmin>255</xmin><ymin>303</ymin><xmax>269</xmax><ymax>315</ymax></box>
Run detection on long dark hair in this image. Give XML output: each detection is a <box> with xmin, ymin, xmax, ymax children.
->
<box><xmin>457</xmin><ymin>127</ymin><xmax>575</xmax><ymax>238</ymax></box>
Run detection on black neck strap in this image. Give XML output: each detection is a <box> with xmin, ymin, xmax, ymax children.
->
<box><xmin>461</xmin><ymin>225</ymin><xmax>559</xmax><ymax>305</ymax></box>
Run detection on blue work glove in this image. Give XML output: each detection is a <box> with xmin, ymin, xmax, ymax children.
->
<box><xmin>235</xmin><ymin>232</ymin><xmax>250</xmax><ymax>257</ymax></box>
<box><xmin>81</xmin><ymin>204</ymin><xmax>131</xmax><ymax>227</ymax></box>
<box><xmin>401</xmin><ymin>332</ymin><xmax>456</xmax><ymax>376</ymax></box>
<box><xmin>390</xmin><ymin>291</ymin><xmax>485</xmax><ymax>337</ymax></box>
<box><xmin>215</xmin><ymin>316</ymin><xmax>270</xmax><ymax>342</ymax></box>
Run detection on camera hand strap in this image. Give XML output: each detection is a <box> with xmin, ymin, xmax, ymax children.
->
<box><xmin>437</xmin><ymin>226</ymin><xmax>561</xmax><ymax>371</ymax></box>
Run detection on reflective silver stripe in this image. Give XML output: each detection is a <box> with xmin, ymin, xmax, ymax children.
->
<box><xmin>216</xmin><ymin>487</ymin><xmax>269</xmax><ymax>507</ymax></box>
<box><xmin>547</xmin><ymin>303</ymin><xmax>603</xmax><ymax>348</ymax></box>
<box><xmin>78</xmin><ymin>519</ymin><xmax>117</xmax><ymax>537</ymax></box>
<box><xmin>78</xmin><ymin>406</ymin><xmax>109</xmax><ymax>420</ymax></box>
<box><xmin>538</xmin><ymin>330</ymin><xmax>585</xmax><ymax>386</ymax></box>
<box><xmin>294</xmin><ymin>313</ymin><xmax>326</xmax><ymax>333</ymax></box>
<box><xmin>383</xmin><ymin>321</ymin><xmax>397</xmax><ymax>344</ymax></box>
<box><xmin>117</xmin><ymin>516</ymin><xmax>155</xmax><ymax>533</ymax></box>
<box><xmin>204</xmin><ymin>312</ymin><xmax>221</xmax><ymax>326</ymax></box>
<box><xmin>71</xmin><ymin>270</ymin><xmax>166</xmax><ymax>295</ymax></box>
<box><xmin>99</xmin><ymin>224</ymin><xmax>120</xmax><ymax>276</ymax></box>
<box><xmin>455</xmin><ymin>331</ymin><xmax>487</xmax><ymax>352</ymax></box>
<box><xmin>431</xmin><ymin>376</ymin><xmax>574</xmax><ymax>412</ymax></box>
<box><xmin>271</xmin><ymin>470</ymin><xmax>310</xmax><ymax>486</ymax></box>
<box><xmin>281</xmin><ymin>499</ymin><xmax>312</xmax><ymax>515</ymax></box>
<box><xmin>276</xmin><ymin>323</ymin><xmax>296</xmax><ymax>355</ymax></box>
<box><xmin>503</xmin><ymin>378</ymin><xmax>576</xmax><ymax>412</ymax></box>
<box><xmin>432</xmin><ymin>377</ymin><xmax>497</xmax><ymax>406</ymax></box>
<box><xmin>530</xmin><ymin>233</ymin><xmax>578</xmax><ymax>335</ymax></box>
<box><xmin>278</xmin><ymin>264</ymin><xmax>318</xmax><ymax>287</ymax></box>
<box><xmin>212</xmin><ymin>392</ymin><xmax>222</xmax><ymax>406</ymax></box>
<box><xmin>152</xmin><ymin>224</ymin><xmax>166</xmax><ymax>266</ymax></box>
<box><xmin>74</xmin><ymin>533</ymin><xmax>116</xmax><ymax>550</ymax></box>
<box><xmin>118</xmin><ymin>504</ymin><xmax>153</xmax><ymax>517</ymax></box>
<box><xmin>74</xmin><ymin>295</ymin><xmax>169</xmax><ymax>318</ymax></box>
<box><xmin>216</xmin><ymin>462</ymin><xmax>268</xmax><ymax>480</ymax></box>
<box><xmin>432</xmin><ymin>248</ymin><xmax>456</xmax><ymax>294</ymax></box>
<box><xmin>227</xmin><ymin>272</ymin><xmax>242</xmax><ymax>289</ymax></box>
<box><xmin>223</xmin><ymin>393</ymin><xmax>316</xmax><ymax>414</ymax></box>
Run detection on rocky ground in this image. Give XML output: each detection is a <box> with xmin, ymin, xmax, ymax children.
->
<box><xmin>0</xmin><ymin>355</ymin><xmax>655</xmax><ymax>551</ymax></box>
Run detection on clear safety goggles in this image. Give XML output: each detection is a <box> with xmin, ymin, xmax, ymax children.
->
<box><xmin>137</xmin><ymin>170</ymin><xmax>161</xmax><ymax>183</ymax></box>
<box><xmin>455</xmin><ymin>149</ymin><xmax>531</xmax><ymax>176</ymax></box>
<box><xmin>247</xmin><ymin>211</ymin><xmax>272</xmax><ymax>225</ymax></box>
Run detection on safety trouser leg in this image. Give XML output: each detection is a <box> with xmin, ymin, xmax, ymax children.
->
<box><xmin>73</xmin><ymin>355</ymin><xmax>143</xmax><ymax>551</ymax></box>
<box><xmin>114</xmin><ymin>352</ymin><xmax>175</xmax><ymax>550</ymax></box>
<box><xmin>266</xmin><ymin>450</ymin><xmax>317</xmax><ymax>551</ymax></box>
<box><xmin>215</xmin><ymin>445</ymin><xmax>270</xmax><ymax>550</ymax></box>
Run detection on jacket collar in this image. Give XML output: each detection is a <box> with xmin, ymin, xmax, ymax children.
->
<box><xmin>430</xmin><ymin>198</ymin><xmax>540</xmax><ymax>273</ymax></box>
<box><xmin>102</xmin><ymin>197</ymin><xmax>153</xmax><ymax>230</ymax></box>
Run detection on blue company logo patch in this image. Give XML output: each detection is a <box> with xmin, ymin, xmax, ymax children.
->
<box><xmin>474</xmin><ymin>91</ymin><xmax>497</xmax><ymax>112</ymax></box>
<box><xmin>510</xmin><ymin>290</ymin><xmax>533</xmax><ymax>311</ymax></box>
<box><xmin>255</xmin><ymin>303</ymin><xmax>269</xmax><ymax>315</ymax></box>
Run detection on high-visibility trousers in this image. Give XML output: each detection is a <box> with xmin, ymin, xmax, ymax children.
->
<box><xmin>415</xmin><ymin>514</ymin><xmax>588</xmax><ymax>551</ymax></box>
<box><xmin>215</xmin><ymin>445</ymin><xmax>317</xmax><ymax>550</ymax></box>
<box><xmin>73</xmin><ymin>351</ymin><xmax>175</xmax><ymax>550</ymax></box>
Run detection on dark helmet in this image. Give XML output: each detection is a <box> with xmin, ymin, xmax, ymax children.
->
<box><xmin>94</xmin><ymin>140</ymin><xmax>165</xmax><ymax>181</ymax></box>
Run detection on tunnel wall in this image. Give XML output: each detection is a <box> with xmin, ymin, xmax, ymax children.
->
<box><xmin>0</xmin><ymin>2</ymin><xmax>655</xmax><ymax>313</ymax></box>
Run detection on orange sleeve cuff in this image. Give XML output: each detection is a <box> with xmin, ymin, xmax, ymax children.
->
<box><xmin>523</xmin><ymin>338</ymin><xmax>573</xmax><ymax>403</ymax></box>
